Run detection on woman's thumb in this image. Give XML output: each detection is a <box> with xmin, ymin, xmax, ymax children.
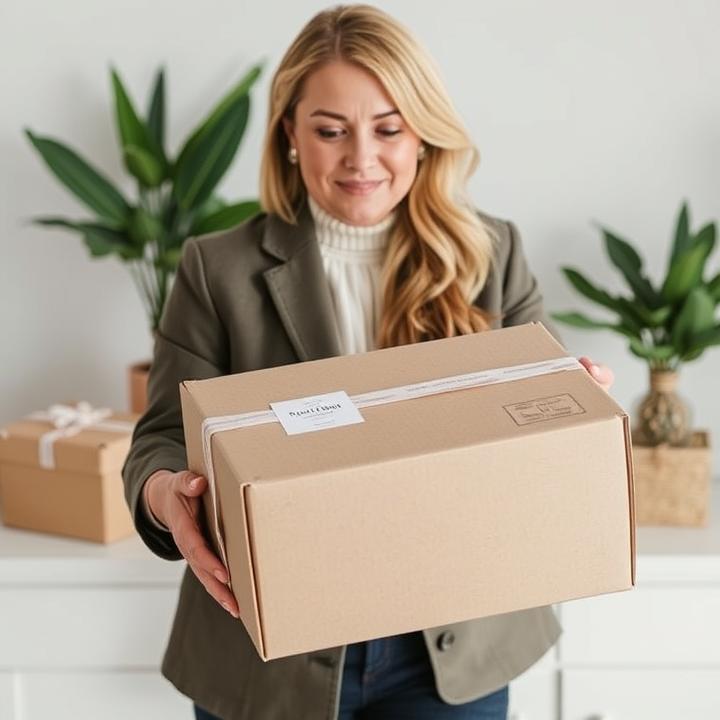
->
<box><xmin>184</xmin><ymin>473</ymin><xmax>207</xmax><ymax>495</ymax></box>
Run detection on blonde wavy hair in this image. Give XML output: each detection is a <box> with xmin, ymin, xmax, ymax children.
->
<box><xmin>260</xmin><ymin>4</ymin><xmax>497</xmax><ymax>347</ymax></box>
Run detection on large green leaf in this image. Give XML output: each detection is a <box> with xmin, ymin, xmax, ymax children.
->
<box><xmin>628</xmin><ymin>338</ymin><xmax>677</xmax><ymax>362</ymax></box>
<box><xmin>175</xmin><ymin>63</ymin><xmax>262</xmax><ymax>172</ymax></box>
<box><xmin>190</xmin><ymin>200</ymin><xmax>261</xmax><ymax>235</ymax></box>
<box><xmin>33</xmin><ymin>216</ymin><xmax>141</xmax><ymax>259</ymax></box>
<box><xmin>615</xmin><ymin>299</ymin><xmax>672</xmax><ymax>328</ymax></box>
<box><xmin>111</xmin><ymin>68</ymin><xmax>167</xmax><ymax>182</ymax></box>
<box><xmin>155</xmin><ymin>247</ymin><xmax>184</xmax><ymax>271</ymax></box>
<box><xmin>661</xmin><ymin>223</ymin><xmax>716</xmax><ymax>303</ymax></box>
<box><xmin>191</xmin><ymin>194</ymin><xmax>227</xmax><ymax>223</ymax></box>
<box><xmin>610</xmin><ymin>298</ymin><xmax>650</xmax><ymax>335</ymax></box>
<box><xmin>560</xmin><ymin>267</ymin><xmax>649</xmax><ymax>333</ymax></box>
<box><xmin>606</xmin><ymin>229</ymin><xmax>643</xmax><ymax>271</ymax></box>
<box><xmin>146</xmin><ymin>67</ymin><xmax>166</xmax><ymax>151</ymax></box>
<box><xmin>198</xmin><ymin>63</ymin><xmax>262</xmax><ymax>133</ymax></box>
<box><xmin>681</xmin><ymin>323</ymin><xmax>720</xmax><ymax>361</ymax></box>
<box><xmin>648</xmin><ymin>305</ymin><xmax>674</xmax><ymax>325</ymax></box>
<box><xmin>669</xmin><ymin>201</ymin><xmax>692</xmax><ymax>265</ymax></box>
<box><xmin>174</xmin><ymin>194</ymin><xmax>228</xmax><ymax>245</ymax></box>
<box><xmin>128</xmin><ymin>206</ymin><xmax>163</xmax><ymax>246</ymax></box>
<box><xmin>670</xmin><ymin>286</ymin><xmax>716</xmax><ymax>353</ymax></box>
<box><xmin>83</xmin><ymin>233</ymin><xmax>141</xmax><ymax>259</ymax></box>
<box><xmin>708</xmin><ymin>272</ymin><xmax>720</xmax><ymax>302</ymax></box>
<box><xmin>25</xmin><ymin>130</ymin><xmax>129</xmax><ymax>224</ymax></box>
<box><xmin>123</xmin><ymin>144</ymin><xmax>164</xmax><ymax>187</ymax></box>
<box><xmin>551</xmin><ymin>311</ymin><xmax>639</xmax><ymax>339</ymax></box>
<box><xmin>173</xmin><ymin>97</ymin><xmax>250</xmax><ymax>210</ymax></box>
<box><xmin>560</xmin><ymin>267</ymin><xmax>618</xmax><ymax>311</ymax></box>
<box><xmin>601</xmin><ymin>228</ymin><xmax>660</xmax><ymax>308</ymax></box>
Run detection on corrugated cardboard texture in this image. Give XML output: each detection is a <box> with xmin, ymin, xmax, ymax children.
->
<box><xmin>180</xmin><ymin>322</ymin><xmax>635</xmax><ymax>659</ymax></box>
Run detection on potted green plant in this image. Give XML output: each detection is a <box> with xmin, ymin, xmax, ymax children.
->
<box><xmin>26</xmin><ymin>63</ymin><xmax>263</xmax><ymax>411</ymax></box>
<box><xmin>552</xmin><ymin>202</ymin><xmax>720</xmax><ymax>447</ymax></box>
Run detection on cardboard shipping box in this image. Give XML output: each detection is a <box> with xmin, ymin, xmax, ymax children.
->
<box><xmin>180</xmin><ymin>322</ymin><xmax>635</xmax><ymax>661</ymax></box>
<box><xmin>0</xmin><ymin>405</ymin><xmax>138</xmax><ymax>543</ymax></box>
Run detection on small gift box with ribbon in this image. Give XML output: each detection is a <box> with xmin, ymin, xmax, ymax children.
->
<box><xmin>0</xmin><ymin>401</ymin><xmax>138</xmax><ymax>542</ymax></box>
<box><xmin>179</xmin><ymin>321</ymin><xmax>636</xmax><ymax>661</ymax></box>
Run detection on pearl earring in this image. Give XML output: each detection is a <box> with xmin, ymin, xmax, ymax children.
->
<box><xmin>288</xmin><ymin>147</ymin><xmax>298</xmax><ymax>165</ymax></box>
<box><xmin>417</xmin><ymin>144</ymin><xmax>426</xmax><ymax>161</ymax></box>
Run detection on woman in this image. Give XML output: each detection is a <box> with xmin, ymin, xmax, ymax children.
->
<box><xmin>122</xmin><ymin>5</ymin><xmax>614</xmax><ymax>720</ymax></box>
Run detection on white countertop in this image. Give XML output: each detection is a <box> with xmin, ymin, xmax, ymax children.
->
<box><xmin>1</xmin><ymin>483</ymin><xmax>718</xmax><ymax>586</ymax></box>
<box><xmin>0</xmin><ymin>521</ymin><xmax>184</xmax><ymax>586</ymax></box>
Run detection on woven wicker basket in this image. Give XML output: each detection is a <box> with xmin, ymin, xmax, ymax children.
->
<box><xmin>631</xmin><ymin>430</ymin><xmax>712</xmax><ymax>527</ymax></box>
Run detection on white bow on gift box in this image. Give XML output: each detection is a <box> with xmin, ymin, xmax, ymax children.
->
<box><xmin>23</xmin><ymin>401</ymin><xmax>135</xmax><ymax>470</ymax></box>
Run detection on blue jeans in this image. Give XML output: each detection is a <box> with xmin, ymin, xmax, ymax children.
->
<box><xmin>194</xmin><ymin>630</ymin><xmax>508</xmax><ymax>719</ymax></box>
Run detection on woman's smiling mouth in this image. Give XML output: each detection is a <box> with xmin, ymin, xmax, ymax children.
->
<box><xmin>335</xmin><ymin>180</ymin><xmax>385</xmax><ymax>195</ymax></box>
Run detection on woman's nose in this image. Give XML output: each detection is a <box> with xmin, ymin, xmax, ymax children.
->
<box><xmin>343</xmin><ymin>135</ymin><xmax>378</xmax><ymax>172</ymax></box>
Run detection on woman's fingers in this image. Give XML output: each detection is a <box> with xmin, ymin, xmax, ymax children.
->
<box><xmin>175</xmin><ymin>470</ymin><xmax>207</xmax><ymax>497</ymax></box>
<box><xmin>161</xmin><ymin>471</ymin><xmax>239</xmax><ymax>618</ymax></box>
<box><xmin>193</xmin><ymin>566</ymin><xmax>240</xmax><ymax>618</ymax></box>
<box><xmin>578</xmin><ymin>355</ymin><xmax>614</xmax><ymax>391</ymax></box>
<box><xmin>173</xmin><ymin>508</ymin><xmax>239</xmax><ymax>616</ymax></box>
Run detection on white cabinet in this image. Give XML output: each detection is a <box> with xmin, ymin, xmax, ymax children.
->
<box><xmin>556</xmin><ymin>483</ymin><xmax>720</xmax><ymax>719</ymax></box>
<box><xmin>0</xmin><ymin>525</ymin><xmax>189</xmax><ymax>719</ymax></box>
<box><xmin>509</xmin><ymin>482</ymin><xmax>720</xmax><ymax>719</ymax></box>
<box><xmin>0</xmin><ymin>587</ymin><xmax>179</xmax><ymax>667</ymax></box>
<box><xmin>12</xmin><ymin>672</ymin><xmax>191</xmax><ymax>720</ymax></box>
<box><xmin>509</xmin><ymin>648</ymin><xmax>559</xmax><ymax>720</ymax></box>
<box><xmin>559</xmin><ymin>587</ymin><xmax>720</xmax><ymax>666</ymax></box>
<box><xmin>563</xmin><ymin>668</ymin><xmax>720</xmax><ymax>719</ymax></box>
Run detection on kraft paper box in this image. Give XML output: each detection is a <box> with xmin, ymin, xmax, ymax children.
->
<box><xmin>180</xmin><ymin>322</ymin><xmax>636</xmax><ymax>661</ymax></box>
<box><xmin>0</xmin><ymin>404</ymin><xmax>138</xmax><ymax>543</ymax></box>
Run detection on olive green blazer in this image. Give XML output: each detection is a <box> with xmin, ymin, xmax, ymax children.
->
<box><xmin>122</xmin><ymin>202</ymin><xmax>563</xmax><ymax>720</ymax></box>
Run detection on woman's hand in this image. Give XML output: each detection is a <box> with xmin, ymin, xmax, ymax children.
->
<box><xmin>144</xmin><ymin>469</ymin><xmax>240</xmax><ymax>619</ymax></box>
<box><xmin>578</xmin><ymin>356</ymin><xmax>615</xmax><ymax>392</ymax></box>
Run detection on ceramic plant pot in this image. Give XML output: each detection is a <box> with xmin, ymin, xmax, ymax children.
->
<box><xmin>128</xmin><ymin>360</ymin><xmax>151</xmax><ymax>414</ymax></box>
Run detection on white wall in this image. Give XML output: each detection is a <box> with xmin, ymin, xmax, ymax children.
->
<box><xmin>2</xmin><ymin>0</ymin><xmax>719</xmax><ymax>467</ymax></box>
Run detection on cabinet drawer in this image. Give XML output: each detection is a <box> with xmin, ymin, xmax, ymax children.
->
<box><xmin>509</xmin><ymin>668</ymin><xmax>558</xmax><ymax>720</ymax></box>
<box><xmin>559</xmin><ymin>587</ymin><xmax>720</xmax><ymax>664</ymax></box>
<box><xmin>0</xmin><ymin>588</ymin><xmax>178</xmax><ymax>667</ymax></box>
<box><xmin>563</xmin><ymin>668</ymin><xmax>720</xmax><ymax>719</ymax></box>
<box><xmin>15</xmin><ymin>672</ymin><xmax>190</xmax><ymax>720</ymax></box>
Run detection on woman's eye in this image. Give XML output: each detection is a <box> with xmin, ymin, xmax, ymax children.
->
<box><xmin>316</xmin><ymin>128</ymin><xmax>344</xmax><ymax>139</ymax></box>
<box><xmin>315</xmin><ymin>127</ymin><xmax>403</xmax><ymax>139</ymax></box>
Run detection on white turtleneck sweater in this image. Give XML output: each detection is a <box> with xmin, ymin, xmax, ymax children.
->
<box><xmin>308</xmin><ymin>195</ymin><xmax>394</xmax><ymax>356</ymax></box>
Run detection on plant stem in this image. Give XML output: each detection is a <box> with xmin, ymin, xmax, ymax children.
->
<box><xmin>128</xmin><ymin>262</ymin><xmax>155</xmax><ymax>328</ymax></box>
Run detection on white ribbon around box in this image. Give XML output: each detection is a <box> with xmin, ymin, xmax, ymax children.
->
<box><xmin>200</xmin><ymin>356</ymin><xmax>585</xmax><ymax>574</ymax></box>
<box><xmin>24</xmin><ymin>402</ymin><xmax>135</xmax><ymax>470</ymax></box>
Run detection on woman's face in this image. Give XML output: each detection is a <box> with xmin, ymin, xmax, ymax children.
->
<box><xmin>283</xmin><ymin>60</ymin><xmax>422</xmax><ymax>226</ymax></box>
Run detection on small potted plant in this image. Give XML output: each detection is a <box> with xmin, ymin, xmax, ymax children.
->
<box><xmin>552</xmin><ymin>202</ymin><xmax>719</xmax><ymax>526</ymax></box>
<box><xmin>26</xmin><ymin>63</ymin><xmax>263</xmax><ymax>411</ymax></box>
<box><xmin>552</xmin><ymin>201</ymin><xmax>719</xmax><ymax>447</ymax></box>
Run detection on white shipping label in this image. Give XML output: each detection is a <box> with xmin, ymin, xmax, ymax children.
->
<box><xmin>269</xmin><ymin>390</ymin><xmax>365</xmax><ymax>436</ymax></box>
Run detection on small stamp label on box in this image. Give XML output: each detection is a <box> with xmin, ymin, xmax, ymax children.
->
<box><xmin>503</xmin><ymin>393</ymin><xmax>585</xmax><ymax>426</ymax></box>
<box><xmin>269</xmin><ymin>390</ymin><xmax>365</xmax><ymax>436</ymax></box>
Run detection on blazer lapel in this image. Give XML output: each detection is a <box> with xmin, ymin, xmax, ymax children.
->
<box><xmin>261</xmin><ymin>203</ymin><xmax>343</xmax><ymax>362</ymax></box>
